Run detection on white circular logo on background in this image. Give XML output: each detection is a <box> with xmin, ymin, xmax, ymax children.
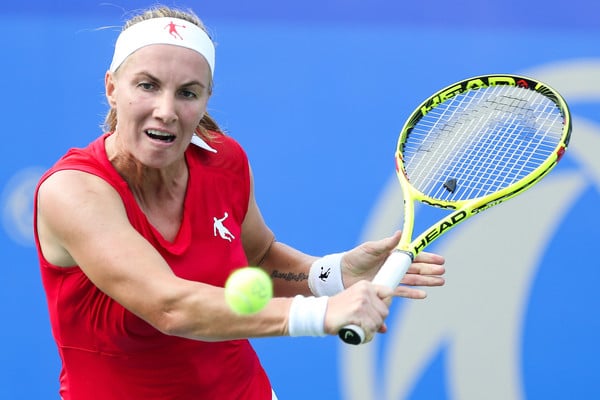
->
<box><xmin>1</xmin><ymin>167</ymin><xmax>45</xmax><ymax>247</ymax></box>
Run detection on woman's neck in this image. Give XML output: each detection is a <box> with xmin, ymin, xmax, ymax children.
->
<box><xmin>105</xmin><ymin>133</ymin><xmax>188</xmax><ymax>205</ymax></box>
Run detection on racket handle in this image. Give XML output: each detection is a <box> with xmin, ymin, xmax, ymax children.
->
<box><xmin>372</xmin><ymin>250</ymin><xmax>414</xmax><ymax>288</ymax></box>
<box><xmin>338</xmin><ymin>251</ymin><xmax>414</xmax><ymax>345</ymax></box>
<box><xmin>339</xmin><ymin>324</ymin><xmax>365</xmax><ymax>345</ymax></box>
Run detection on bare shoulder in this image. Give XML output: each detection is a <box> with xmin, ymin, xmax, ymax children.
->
<box><xmin>36</xmin><ymin>170</ymin><xmax>127</xmax><ymax>266</ymax></box>
<box><xmin>37</xmin><ymin>169</ymin><xmax>126</xmax><ymax>226</ymax></box>
<box><xmin>39</xmin><ymin>169</ymin><xmax>114</xmax><ymax>197</ymax></box>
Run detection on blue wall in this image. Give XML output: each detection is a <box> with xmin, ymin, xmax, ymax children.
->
<box><xmin>2</xmin><ymin>1</ymin><xmax>599</xmax><ymax>399</ymax></box>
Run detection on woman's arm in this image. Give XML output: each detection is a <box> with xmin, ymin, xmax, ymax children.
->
<box><xmin>240</xmin><ymin>166</ymin><xmax>446</xmax><ymax>300</ymax></box>
<box><xmin>36</xmin><ymin>170</ymin><xmax>291</xmax><ymax>341</ymax></box>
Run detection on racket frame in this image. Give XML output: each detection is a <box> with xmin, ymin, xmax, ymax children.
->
<box><xmin>395</xmin><ymin>74</ymin><xmax>570</xmax><ymax>259</ymax></box>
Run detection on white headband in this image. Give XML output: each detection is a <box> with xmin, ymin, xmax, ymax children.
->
<box><xmin>109</xmin><ymin>17</ymin><xmax>215</xmax><ymax>76</ymax></box>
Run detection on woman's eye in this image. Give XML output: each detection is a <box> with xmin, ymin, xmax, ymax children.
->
<box><xmin>138</xmin><ymin>82</ymin><xmax>155</xmax><ymax>90</ymax></box>
<box><xmin>180</xmin><ymin>90</ymin><xmax>198</xmax><ymax>99</ymax></box>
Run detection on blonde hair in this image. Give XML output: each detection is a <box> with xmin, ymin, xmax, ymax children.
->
<box><xmin>103</xmin><ymin>5</ymin><xmax>222</xmax><ymax>139</ymax></box>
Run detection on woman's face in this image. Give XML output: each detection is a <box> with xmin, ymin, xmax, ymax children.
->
<box><xmin>105</xmin><ymin>44</ymin><xmax>212</xmax><ymax>169</ymax></box>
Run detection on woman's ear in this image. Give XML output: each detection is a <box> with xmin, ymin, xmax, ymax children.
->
<box><xmin>105</xmin><ymin>71</ymin><xmax>117</xmax><ymax>107</ymax></box>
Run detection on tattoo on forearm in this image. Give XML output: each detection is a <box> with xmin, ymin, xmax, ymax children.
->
<box><xmin>271</xmin><ymin>270</ymin><xmax>308</xmax><ymax>282</ymax></box>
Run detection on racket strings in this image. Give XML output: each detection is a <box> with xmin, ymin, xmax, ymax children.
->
<box><xmin>456</xmin><ymin>95</ymin><xmax>538</xmax><ymax>199</ymax></box>
<box><xmin>402</xmin><ymin>85</ymin><xmax>565</xmax><ymax>202</ymax></box>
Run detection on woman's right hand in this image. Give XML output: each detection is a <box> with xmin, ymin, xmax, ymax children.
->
<box><xmin>324</xmin><ymin>280</ymin><xmax>394</xmax><ymax>343</ymax></box>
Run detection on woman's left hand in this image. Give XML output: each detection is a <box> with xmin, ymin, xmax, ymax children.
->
<box><xmin>341</xmin><ymin>230</ymin><xmax>446</xmax><ymax>299</ymax></box>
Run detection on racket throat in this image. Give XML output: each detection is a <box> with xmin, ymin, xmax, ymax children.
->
<box><xmin>412</xmin><ymin>209</ymin><xmax>469</xmax><ymax>254</ymax></box>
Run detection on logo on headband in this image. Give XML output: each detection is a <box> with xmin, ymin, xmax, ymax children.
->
<box><xmin>165</xmin><ymin>21</ymin><xmax>186</xmax><ymax>40</ymax></box>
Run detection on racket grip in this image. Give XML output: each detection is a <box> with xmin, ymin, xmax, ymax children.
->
<box><xmin>372</xmin><ymin>250</ymin><xmax>414</xmax><ymax>288</ymax></box>
<box><xmin>338</xmin><ymin>251</ymin><xmax>414</xmax><ymax>345</ymax></box>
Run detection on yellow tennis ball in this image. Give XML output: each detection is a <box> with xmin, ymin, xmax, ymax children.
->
<box><xmin>225</xmin><ymin>267</ymin><xmax>273</xmax><ymax>315</ymax></box>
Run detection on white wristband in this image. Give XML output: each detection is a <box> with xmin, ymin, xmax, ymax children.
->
<box><xmin>308</xmin><ymin>252</ymin><xmax>345</xmax><ymax>296</ymax></box>
<box><xmin>288</xmin><ymin>295</ymin><xmax>328</xmax><ymax>337</ymax></box>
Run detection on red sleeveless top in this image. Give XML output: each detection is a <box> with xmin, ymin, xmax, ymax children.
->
<box><xmin>33</xmin><ymin>133</ymin><xmax>272</xmax><ymax>399</ymax></box>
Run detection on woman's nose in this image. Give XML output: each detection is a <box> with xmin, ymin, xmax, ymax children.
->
<box><xmin>153</xmin><ymin>94</ymin><xmax>178</xmax><ymax>124</ymax></box>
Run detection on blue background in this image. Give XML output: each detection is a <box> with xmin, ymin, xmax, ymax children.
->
<box><xmin>1</xmin><ymin>1</ymin><xmax>599</xmax><ymax>399</ymax></box>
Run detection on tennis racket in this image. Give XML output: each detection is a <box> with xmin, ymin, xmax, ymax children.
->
<box><xmin>339</xmin><ymin>74</ymin><xmax>571</xmax><ymax>345</ymax></box>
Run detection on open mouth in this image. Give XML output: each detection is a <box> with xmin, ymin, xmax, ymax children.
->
<box><xmin>145</xmin><ymin>129</ymin><xmax>176</xmax><ymax>143</ymax></box>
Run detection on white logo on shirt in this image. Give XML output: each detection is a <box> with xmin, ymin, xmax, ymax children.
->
<box><xmin>213</xmin><ymin>212</ymin><xmax>235</xmax><ymax>242</ymax></box>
